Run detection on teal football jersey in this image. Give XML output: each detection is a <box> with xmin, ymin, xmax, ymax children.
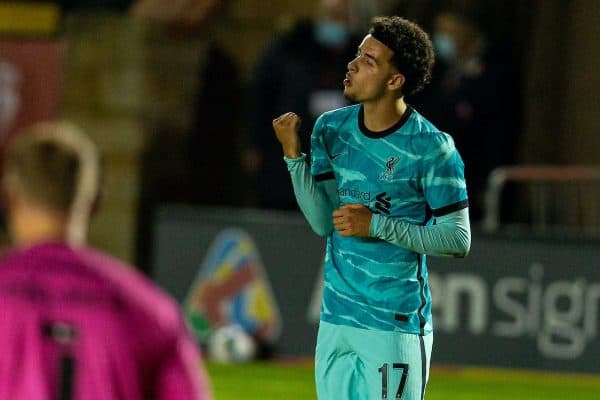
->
<box><xmin>311</xmin><ymin>104</ymin><xmax>468</xmax><ymax>335</ymax></box>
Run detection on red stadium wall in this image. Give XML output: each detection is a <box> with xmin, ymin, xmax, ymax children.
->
<box><xmin>0</xmin><ymin>39</ymin><xmax>65</xmax><ymax>145</ymax></box>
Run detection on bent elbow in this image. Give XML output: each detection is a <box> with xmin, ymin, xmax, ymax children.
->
<box><xmin>453</xmin><ymin>231</ymin><xmax>471</xmax><ymax>258</ymax></box>
<box><xmin>312</xmin><ymin>225</ymin><xmax>332</xmax><ymax>237</ymax></box>
<box><xmin>453</xmin><ymin>249</ymin><xmax>469</xmax><ymax>258</ymax></box>
<box><xmin>456</xmin><ymin>235</ymin><xmax>471</xmax><ymax>258</ymax></box>
<box><xmin>310</xmin><ymin>219</ymin><xmax>334</xmax><ymax>237</ymax></box>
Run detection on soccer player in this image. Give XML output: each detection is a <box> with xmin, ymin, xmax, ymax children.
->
<box><xmin>273</xmin><ymin>16</ymin><xmax>470</xmax><ymax>400</ymax></box>
<box><xmin>0</xmin><ymin>122</ymin><xmax>211</xmax><ymax>399</ymax></box>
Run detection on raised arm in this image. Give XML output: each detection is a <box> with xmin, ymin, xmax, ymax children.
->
<box><xmin>273</xmin><ymin>112</ymin><xmax>338</xmax><ymax>236</ymax></box>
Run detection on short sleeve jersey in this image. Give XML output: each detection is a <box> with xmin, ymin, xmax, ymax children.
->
<box><xmin>311</xmin><ymin>104</ymin><xmax>468</xmax><ymax>335</ymax></box>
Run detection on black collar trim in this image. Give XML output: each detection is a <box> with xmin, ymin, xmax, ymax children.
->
<box><xmin>358</xmin><ymin>105</ymin><xmax>413</xmax><ymax>138</ymax></box>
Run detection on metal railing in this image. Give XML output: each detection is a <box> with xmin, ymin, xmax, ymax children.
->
<box><xmin>483</xmin><ymin>165</ymin><xmax>600</xmax><ymax>233</ymax></box>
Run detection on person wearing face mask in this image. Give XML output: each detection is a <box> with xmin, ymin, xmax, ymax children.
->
<box><xmin>242</xmin><ymin>0</ymin><xmax>360</xmax><ymax>210</ymax></box>
<box><xmin>412</xmin><ymin>11</ymin><xmax>513</xmax><ymax>222</ymax></box>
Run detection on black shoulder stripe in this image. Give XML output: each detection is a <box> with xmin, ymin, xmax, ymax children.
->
<box><xmin>431</xmin><ymin>199</ymin><xmax>469</xmax><ymax>217</ymax></box>
<box><xmin>315</xmin><ymin>172</ymin><xmax>335</xmax><ymax>182</ymax></box>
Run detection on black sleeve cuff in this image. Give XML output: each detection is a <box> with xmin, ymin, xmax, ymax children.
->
<box><xmin>314</xmin><ymin>172</ymin><xmax>335</xmax><ymax>182</ymax></box>
<box><xmin>431</xmin><ymin>199</ymin><xmax>469</xmax><ymax>217</ymax></box>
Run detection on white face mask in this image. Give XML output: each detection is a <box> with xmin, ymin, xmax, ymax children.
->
<box><xmin>433</xmin><ymin>32</ymin><xmax>457</xmax><ymax>64</ymax></box>
<box><xmin>314</xmin><ymin>21</ymin><xmax>349</xmax><ymax>47</ymax></box>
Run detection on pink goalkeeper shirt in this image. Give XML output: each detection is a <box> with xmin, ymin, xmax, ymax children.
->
<box><xmin>0</xmin><ymin>242</ymin><xmax>211</xmax><ymax>400</ymax></box>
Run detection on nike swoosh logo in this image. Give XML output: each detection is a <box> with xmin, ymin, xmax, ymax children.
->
<box><xmin>330</xmin><ymin>153</ymin><xmax>345</xmax><ymax>160</ymax></box>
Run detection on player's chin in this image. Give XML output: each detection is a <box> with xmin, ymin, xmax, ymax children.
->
<box><xmin>343</xmin><ymin>88</ymin><xmax>357</xmax><ymax>102</ymax></box>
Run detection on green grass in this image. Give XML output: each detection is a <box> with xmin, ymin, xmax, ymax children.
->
<box><xmin>426</xmin><ymin>366</ymin><xmax>600</xmax><ymax>400</ymax></box>
<box><xmin>206</xmin><ymin>361</ymin><xmax>600</xmax><ymax>400</ymax></box>
<box><xmin>207</xmin><ymin>360</ymin><xmax>315</xmax><ymax>400</ymax></box>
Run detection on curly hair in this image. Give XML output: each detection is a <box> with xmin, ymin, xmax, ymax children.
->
<box><xmin>369</xmin><ymin>16</ymin><xmax>434</xmax><ymax>96</ymax></box>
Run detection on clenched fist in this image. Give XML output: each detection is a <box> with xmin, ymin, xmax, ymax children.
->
<box><xmin>272</xmin><ymin>112</ymin><xmax>302</xmax><ymax>158</ymax></box>
<box><xmin>333</xmin><ymin>204</ymin><xmax>373</xmax><ymax>237</ymax></box>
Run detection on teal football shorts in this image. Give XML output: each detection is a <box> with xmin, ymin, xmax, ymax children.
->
<box><xmin>315</xmin><ymin>321</ymin><xmax>433</xmax><ymax>400</ymax></box>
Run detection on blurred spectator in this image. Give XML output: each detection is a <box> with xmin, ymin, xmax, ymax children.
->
<box><xmin>132</xmin><ymin>0</ymin><xmax>243</xmax><ymax>272</ymax></box>
<box><xmin>411</xmin><ymin>11</ymin><xmax>515</xmax><ymax>221</ymax></box>
<box><xmin>243</xmin><ymin>0</ymin><xmax>360</xmax><ymax>210</ymax></box>
<box><xmin>0</xmin><ymin>60</ymin><xmax>21</xmax><ymax>144</ymax></box>
<box><xmin>131</xmin><ymin>0</ymin><xmax>225</xmax><ymax>25</ymax></box>
<box><xmin>57</xmin><ymin>0</ymin><xmax>134</xmax><ymax>12</ymax></box>
<box><xmin>0</xmin><ymin>122</ymin><xmax>211</xmax><ymax>399</ymax></box>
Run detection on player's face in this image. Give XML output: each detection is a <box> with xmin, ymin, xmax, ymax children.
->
<box><xmin>343</xmin><ymin>34</ymin><xmax>400</xmax><ymax>103</ymax></box>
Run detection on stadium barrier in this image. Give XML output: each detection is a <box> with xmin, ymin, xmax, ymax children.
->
<box><xmin>483</xmin><ymin>165</ymin><xmax>600</xmax><ymax>234</ymax></box>
<box><xmin>152</xmin><ymin>205</ymin><xmax>600</xmax><ymax>373</ymax></box>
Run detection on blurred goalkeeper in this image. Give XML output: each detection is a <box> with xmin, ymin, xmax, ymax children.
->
<box><xmin>0</xmin><ymin>122</ymin><xmax>211</xmax><ymax>399</ymax></box>
<box><xmin>274</xmin><ymin>16</ymin><xmax>471</xmax><ymax>400</ymax></box>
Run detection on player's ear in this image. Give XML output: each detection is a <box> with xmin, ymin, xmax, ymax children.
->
<box><xmin>387</xmin><ymin>73</ymin><xmax>405</xmax><ymax>91</ymax></box>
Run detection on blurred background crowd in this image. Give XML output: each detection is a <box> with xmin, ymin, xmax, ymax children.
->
<box><xmin>0</xmin><ymin>0</ymin><xmax>598</xmax><ymax>273</ymax></box>
<box><xmin>1</xmin><ymin>3</ymin><xmax>600</xmax><ymax>396</ymax></box>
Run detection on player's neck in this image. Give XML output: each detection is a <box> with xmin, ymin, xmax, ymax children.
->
<box><xmin>11</xmin><ymin>207</ymin><xmax>69</xmax><ymax>248</ymax></box>
<box><xmin>362</xmin><ymin>97</ymin><xmax>407</xmax><ymax>132</ymax></box>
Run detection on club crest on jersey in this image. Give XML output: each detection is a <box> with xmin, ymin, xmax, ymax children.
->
<box><xmin>379</xmin><ymin>156</ymin><xmax>400</xmax><ymax>182</ymax></box>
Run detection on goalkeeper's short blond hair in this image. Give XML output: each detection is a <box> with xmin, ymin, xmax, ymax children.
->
<box><xmin>3</xmin><ymin>121</ymin><xmax>100</xmax><ymax>244</ymax></box>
